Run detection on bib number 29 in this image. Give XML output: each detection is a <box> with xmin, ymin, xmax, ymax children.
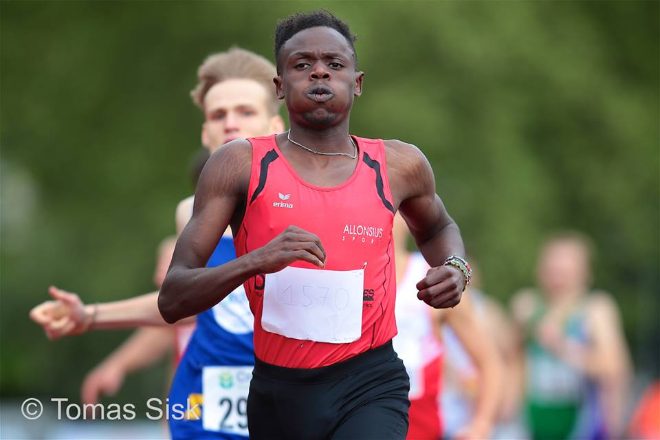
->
<box><xmin>218</xmin><ymin>396</ymin><xmax>248</xmax><ymax>431</ymax></box>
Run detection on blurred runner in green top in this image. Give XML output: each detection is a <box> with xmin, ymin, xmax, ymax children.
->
<box><xmin>511</xmin><ymin>232</ymin><xmax>631</xmax><ymax>439</ymax></box>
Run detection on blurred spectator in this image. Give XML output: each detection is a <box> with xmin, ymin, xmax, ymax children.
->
<box><xmin>511</xmin><ymin>232</ymin><xmax>632</xmax><ymax>439</ymax></box>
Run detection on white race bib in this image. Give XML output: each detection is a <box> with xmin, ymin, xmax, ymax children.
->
<box><xmin>262</xmin><ymin>266</ymin><xmax>364</xmax><ymax>343</ymax></box>
<box><xmin>202</xmin><ymin>366</ymin><xmax>252</xmax><ymax>436</ymax></box>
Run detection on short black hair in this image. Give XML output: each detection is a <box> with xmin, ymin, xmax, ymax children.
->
<box><xmin>274</xmin><ymin>10</ymin><xmax>357</xmax><ymax>71</ymax></box>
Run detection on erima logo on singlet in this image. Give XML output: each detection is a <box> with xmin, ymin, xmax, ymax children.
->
<box><xmin>273</xmin><ymin>192</ymin><xmax>293</xmax><ymax>209</ymax></box>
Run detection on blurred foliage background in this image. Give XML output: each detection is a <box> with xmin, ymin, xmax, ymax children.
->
<box><xmin>1</xmin><ymin>0</ymin><xmax>658</xmax><ymax>408</ymax></box>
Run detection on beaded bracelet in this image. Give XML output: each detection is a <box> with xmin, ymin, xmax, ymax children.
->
<box><xmin>443</xmin><ymin>256</ymin><xmax>472</xmax><ymax>290</ymax></box>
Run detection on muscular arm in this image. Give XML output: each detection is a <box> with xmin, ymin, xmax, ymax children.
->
<box><xmin>387</xmin><ymin>140</ymin><xmax>466</xmax><ymax>308</ymax></box>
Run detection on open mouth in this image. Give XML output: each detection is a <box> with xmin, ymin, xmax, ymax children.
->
<box><xmin>306</xmin><ymin>85</ymin><xmax>334</xmax><ymax>103</ymax></box>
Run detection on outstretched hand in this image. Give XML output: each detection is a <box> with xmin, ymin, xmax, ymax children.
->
<box><xmin>250</xmin><ymin>225</ymin><xmax>326</xmax><ymax>273</ymax></box>
<box><xmin>29</xmin><ymin>286</ymin><xmax>92</xmax><ymax>339</ymax></box>
<box><xmin>416</xmin><ymin>265</ymin><xmax>465</xmax><ymax>309</ymax></box>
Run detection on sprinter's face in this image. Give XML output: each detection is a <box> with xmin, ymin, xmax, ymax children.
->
<box><xmin>274</xmin><ymin>26</ymin><xmax>363</xmax><ymax>129</ymax></box>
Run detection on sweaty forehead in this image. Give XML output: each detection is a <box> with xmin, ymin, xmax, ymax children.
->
<box><xmin>281</xmin><ymin>26</ymin><xmax>355</xmax><ymax>61</ymax></box>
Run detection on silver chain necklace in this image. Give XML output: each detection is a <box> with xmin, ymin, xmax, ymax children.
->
<box><xmin>287</xmin><ymin>130</ymin><xmax>358</xmax><ymax>159</ymax></box>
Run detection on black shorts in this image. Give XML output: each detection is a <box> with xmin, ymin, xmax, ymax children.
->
<box><xmin>248</xmin><ymin>341</ymin><xmax>410</xmax><ymax>440</ymax></box>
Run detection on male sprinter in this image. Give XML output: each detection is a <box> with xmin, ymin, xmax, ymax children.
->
<box><xmin>159</xmin><ymin>11</ymin><xmax>470</xmax><ymax>440</ymax></box>
<box><xmin>30</xmin><ymin>47</ymin><xmax>284</xmax><ymax>439</ymax></box>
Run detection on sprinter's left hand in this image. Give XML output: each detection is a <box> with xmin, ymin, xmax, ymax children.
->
<box><xmin>415</xmin><ymin>265</ymin><xmax>464</xmax><ymax>308</ymax></box>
